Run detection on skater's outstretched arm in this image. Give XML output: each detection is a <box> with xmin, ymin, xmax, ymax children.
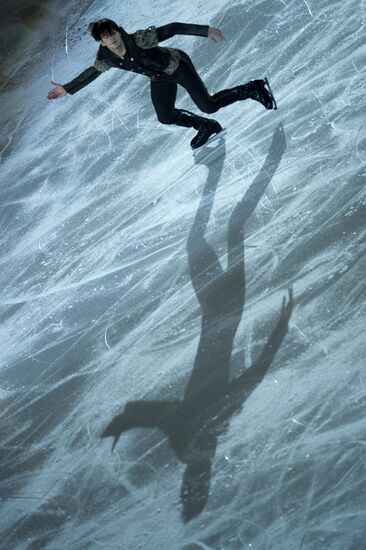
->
<box><xmin>47</xmin><ymin>81</ymin><xmax>68</xmax><ymax>99</ymax></box>
<box><xmin>47</xmin><ymin>65</ymin><xmax>105</xmax><ymax>99</ymax></box>
<box><xmin>208</xmin><ymin>28</ymin><xmax>225</xmax><ymax>41</ymax></box>
<box><xmin>156</xmin><ymin>23</ymin><xmax>224</xmax><ymax>42</ymax></box>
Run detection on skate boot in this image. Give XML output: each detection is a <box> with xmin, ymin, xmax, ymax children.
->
<box><xmin>190</xmin><ymin>119</ymin><xmax>222</xmax><ymax>149</ymax></box>
<box><xmin>213</xmin><ymin>78</ymin><xmax>277</xmax><ymax>110</ymax></box>
<box><xmin>172</xmin><ymin>109</ymin><xmax>223</xmax><ymax>149</ymax></box>
<box><xmin>245</xmin><ymin>79</ymin><xmax>276</xmax><ymax>109</ymax></box>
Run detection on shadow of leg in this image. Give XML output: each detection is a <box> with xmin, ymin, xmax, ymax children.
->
<box><xmin>181</xmin><ymin>459</ymin><xmax>212</xmax><ymax>523</ymax></box>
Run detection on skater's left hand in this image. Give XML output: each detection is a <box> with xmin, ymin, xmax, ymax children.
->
<box><xmin>208</xmin><ymin>27</ymin><xmax>225</xmax><ymax>42</ymax></box>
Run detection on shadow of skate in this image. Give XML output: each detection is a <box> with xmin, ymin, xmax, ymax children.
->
<box><xmin>102</xmin><ymin>125</ymin><xmax>291</xmax><ymax>522</ymax></box>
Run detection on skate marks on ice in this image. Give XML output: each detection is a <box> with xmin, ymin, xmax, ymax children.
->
<box><xmin>102</xmin><ymin>124</ymin><xmax>292</xmax><ymax>522</ymax></box>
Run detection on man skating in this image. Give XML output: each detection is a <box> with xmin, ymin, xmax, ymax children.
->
<box><xmin>48</xmin><ymin>19</ymin><xmax>276</xmax><ymax>149</ymax></box>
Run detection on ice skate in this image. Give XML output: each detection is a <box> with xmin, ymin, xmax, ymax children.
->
<box><xmin>190</xmin><ymin>119</ymin><xmax>223</xmax><ymax>149</ymax></box>
<box><xmin>239</xmin><ymin>79</ymin><xmax>276</xmax><ymax>110</ymax></box>
<box><xmin>213</xmin><ymin>77</ymin><xmax>277</xmax><ymax>110</ymax></box>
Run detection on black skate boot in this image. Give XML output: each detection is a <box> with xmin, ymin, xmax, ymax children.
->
<box><xmin>213</xmin><ymin>78</ymin><xmax>277</xmax><ymax>110</ymax></box>
<box><xmin>190</xmin><ymin>119</ymin><xmax>222</xmax><ymax>149</ymax></box>
<box><xmin>171</xmin><ymin>109</ymin><xmax>223</xmax><ymax>149</ymax></box>
<box><xmin>247</xmin><ymin>78</ymin><xmax>276</xmax><ymax>109</ymax></box>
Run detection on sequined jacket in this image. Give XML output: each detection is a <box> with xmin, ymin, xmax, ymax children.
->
<box><xmin>63</xmin><ymin>22</ymin><xmax>209</xmax><ymax>94</ymax></box>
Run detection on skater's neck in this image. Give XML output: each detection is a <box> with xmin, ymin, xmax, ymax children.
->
<box><xmin>109</xmin><ymin>41</ymin><xmax>126</xmax><ymax>58</ymax></box>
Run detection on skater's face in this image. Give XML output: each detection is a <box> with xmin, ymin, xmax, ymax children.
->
<box><xmin>99</xmin><ymin>29</ymin><xmax>123</xmax><ymax>51</ymax></box>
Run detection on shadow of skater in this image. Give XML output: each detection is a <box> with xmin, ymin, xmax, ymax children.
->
<box><xmin>102</xmin><ymin>125</ymin><xmax>292</xmax><ymax>522</ymax></box>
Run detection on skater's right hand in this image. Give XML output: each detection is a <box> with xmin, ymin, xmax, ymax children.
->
<box><xmin>47</xmin><ymin>81</ymin><xmax>67</xmax><ymax>100</ymax></box>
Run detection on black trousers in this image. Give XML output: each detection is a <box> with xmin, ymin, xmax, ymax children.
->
<box><xmin>150</xmin><ymin>51</ymin><xmax>221</xmax><ymax>124</ymax></box>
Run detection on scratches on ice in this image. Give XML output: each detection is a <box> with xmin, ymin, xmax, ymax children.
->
<box><xmin>65</xmin><ymin>22</ymin><xmax>70</xmax><ymax>59</ymax></box>
<box><xmin>0</xmin><ymin>111</ymin><xmax>28</xmax><ymax>164</ymax></box>
<box><xmin>302</xmin><ymin>0</ymin><xmax>313</xmax><ymax>17</ymax></box>
<box><xmin>1</xmin><ymin>0</ymin><xmax>365</xmax><ymax>546</ymax></box>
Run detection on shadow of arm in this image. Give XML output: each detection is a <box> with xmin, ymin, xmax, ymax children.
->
<box><xmin>101</xmin><ymin>400</ymin><xmax>180</xmax><ymax>450</ymax></box>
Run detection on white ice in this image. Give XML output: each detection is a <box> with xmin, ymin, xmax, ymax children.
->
<box><xmin>0</xmin><ymin>0</ymin><xmax>365</xmax><ymax>548</ymax></box>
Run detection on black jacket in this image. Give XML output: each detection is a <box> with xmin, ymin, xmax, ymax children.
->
<box><xmin>63</xmin><ymin>22</ymin><xmax>209</xmax><ymax>94</ymax></box>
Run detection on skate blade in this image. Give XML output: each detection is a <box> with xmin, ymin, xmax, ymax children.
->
<box><xmin>264</xmin><ymin>77</ymin><xmax>277</xmax><ymax>110</ymax></box>
<box><xmin>192</xmin><ymin>128</ymin><xmax>226</xmax><ymax>155</ymax></box>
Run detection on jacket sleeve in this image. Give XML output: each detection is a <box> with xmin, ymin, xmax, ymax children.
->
<box><xmin>155</xmin><ymin>22</ymin><xmax>209</xmax><ymax>42</ymax></box>
<box><xmin>63</xmin><ymin>58</ymin><xmax>110</xmax><ymax>95</ymax></box>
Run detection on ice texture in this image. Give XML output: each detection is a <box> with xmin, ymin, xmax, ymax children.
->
<box><xmin>0</xmin><ymin>0</ymin><xmax>365</xmax><ymax>548</ymax></box>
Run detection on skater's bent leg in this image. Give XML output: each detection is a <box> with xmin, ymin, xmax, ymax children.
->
<box><xmin>150</xmin><ymin>59</ymin><xmax>222</xmax><ymax>145</ymax></box>
<box><xmin>150</xmin><ymin>80</ymin><xmax>178</xmax><ymax>124</ymax></box>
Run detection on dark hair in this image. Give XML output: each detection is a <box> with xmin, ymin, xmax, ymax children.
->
<box><xmin>89</xmin><ymin>19</ymin><xmax>119</xmax><ymax>41</ymax></box>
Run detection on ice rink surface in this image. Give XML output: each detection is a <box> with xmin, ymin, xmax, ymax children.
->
<box><xmin>0</xmin><ymin>0</ymin><xmax>365</xmax><ymax>548</ymax></box>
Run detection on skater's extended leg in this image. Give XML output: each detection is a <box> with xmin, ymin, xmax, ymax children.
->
<box><xmin>177</xmin><ymin>53</ymin><xmax>276</xmax><ymax>112</ymax></box>
<box><xmin>213</xmin><ymin>79</ymin><xmax>276</xmax><ymax>110</ymax></box>
<box><xmin>176</xmin><ymin>52</ymin><xmax>220</xmax><ymax>114</ymax></box>
<box><xmin>150</xmin><ymin>52</ymin><xmax>276</xmax><ymax>148</ymax></box>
